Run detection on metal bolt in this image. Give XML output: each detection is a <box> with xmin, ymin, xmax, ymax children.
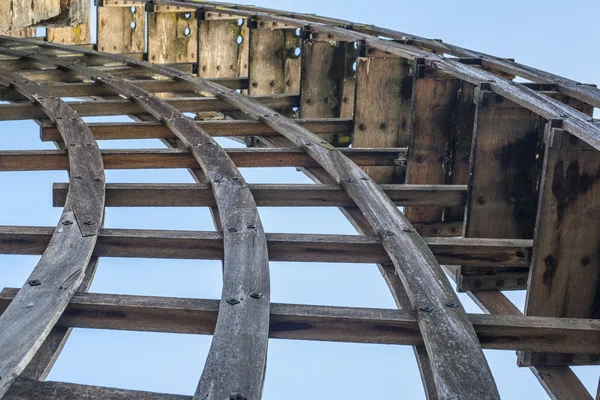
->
<box><xmin>74</xmin><ymin>176</ymin><xmax>82</xmax><ymax>179</ymax></box>
<box><xmin>227</xmin><ymin>227</ymin><xmax>238</xmax><ymax>233</ymax></box>
<box><xmin>581</xmin><ymin>255</ymin><xmax>591</xmax><ymax>266</ymax></box>
<box><xmin>403</xmin><ymin>228</ymin><xmax>413</xmax><ymax>233</ymax></box>
<box><xmin>415</xmin><ymin>155</ymin><xmax>425</xmax><ymax>164</ymax></box>
<box><xmin>269</xmin><ymin>81</ymin><xmax>276</xmax><ymax>87</ymax></box>
<box><xmin>250</xmin><ymin>292</ymin><xmax>263</xmax><ymax>299</ymax></box>
<box><xmin>94</xmin><ymin>177</ymin><xmax>103</xmax><ymax>182</ymax></box>
<box><xmin>230</xmin><ymin>393</ymin><xmax>247</xmax><ymax>400</ymax></box>
<box><xmin>252</xmin><ymin>82</ymin><xmax>258</xmax><ymax>88</ymax></box>
<box><xmin>306</xmin><ymin>98</ymin><xmax>313</xmax><ymax>105</ymax></box>
<box><xmin>62</xmin><ymin>220</ymin><xmax>73</xmax><ymax>226</ymax></box>
<box><xmin>84</xmin><ymin>220</ymin><xmax>95</xmax><ymax>226</ymax></box>
<box><xmin>232</xmin><ymin>176</ymin><xmax>239</xmax><ymax>181</ymax></box>
<box><xmin>344</xmin><ymin>178</ymin><xmax>354</xmax><ymax>183</ymax></box>
<box><xmin>385</xmin><ymin>231</ymin><xmax>395</xmax><ymax>236</ymax></box>
<box><xmin>420</xmin><ymin>306</ymin><xmax>434</xmax><ymax>312</ymax></box>
<box><xmin>343</xmin><ymin>97</ymin><xmax>349</xmax><ymax>104</ymax></box>
<box><xmin>516</xmin><ymin>250</ymin><xmax>525</xmax><ymax>258</ymax></box>
<box><xmin>477</xmin><ymin>196</ymin><xmax>485</xmax><ymax>205</ymax></box>
<box><xmin>358</xmin><ymin>123</ymin><xmax>366</xmax><ymax>131</ymax></box>
<box><xmin>28</xmin><ymin>279</ymin><xmax>41</xmax><ymax>287</ymax></box>
<box><xmin>247</xmin><ymin>224</ymin><xmax>256</xmax><ymax>230</ymax></box>
<box><xmin>445</xmin><ymin>302</ymin><xmax>458</xmax><ymax>308</ymax></box>
<box><xmin>226</xmin><ymin>298</ymin><xmax>240</xmax><ymax>305</ymax></box>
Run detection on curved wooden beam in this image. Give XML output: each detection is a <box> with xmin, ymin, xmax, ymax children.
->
<box><xmin>0</xmin><ymin>69</ymin><xmax>105</xmax><ymax>397</ymax></box>
<box><xmin>2</xmin><ymin>35</ymin><xmax>501</xmax><ymax>400</ymax></box>
<box><xmin>0</xmin><ymin>43</ymin><xmax>271</xmax><ymax>400</ymax></box>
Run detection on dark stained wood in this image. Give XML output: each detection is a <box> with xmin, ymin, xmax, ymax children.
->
<box><xmin>405</xmin><ymin>66</ymin><xmax>461</xmax><ymax>223</ymax></box>
<box><xmin>0</xmin><ymin>147</ymin><xmax>406</xmax><ymax>170</ymax></box>
<box><xmin>521</xmin><ymin>128</ymin><xmax>600</xmax><ymax>367</ymax></box>
<box><xmin>0</xmin><ymin>289</ymin><xmax>598</xmax><ymax>355</ymax></box>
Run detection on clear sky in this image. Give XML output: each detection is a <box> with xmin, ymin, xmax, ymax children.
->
<box><xmin>1</xmin><ymin>0</ymin><xmax>599</xmax><ymax>398</ymax></box>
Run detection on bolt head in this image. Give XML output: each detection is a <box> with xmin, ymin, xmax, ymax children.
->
<box><xmin>420</xmin><ymin>306</ymin><xmax>434</xmax><ymax>313</ymax></box>
<box><xmin>28</xmin><ymin>279</ymin><xmax>41</xmax><ymax>287</ymax></box>
<box><xmin>226</xmin><ymin>298</ymin><xmax>240</xmax><ymax>306</ymax></box>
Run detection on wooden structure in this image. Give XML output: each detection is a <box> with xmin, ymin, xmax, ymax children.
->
<box><xmin>0</xmin><ymin>0</ymin><xmax>88</xmax><ymax>34</ymax></box>
<box><xmin>0</xmin><ymin>1</ymin><xmax>598</xmax><ymax>398</ymax></box>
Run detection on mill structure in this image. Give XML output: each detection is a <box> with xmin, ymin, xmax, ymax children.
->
<box><xmin>0</xmin><ymin>1</ymin><xmax>598</xmax><ymax>399</ymax></box>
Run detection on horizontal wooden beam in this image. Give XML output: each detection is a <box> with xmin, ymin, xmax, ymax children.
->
<box><xmin>0</xmin><ymin>94</ymin><xmax>299</xmax><ymax>120</ymax></box>
<box><xmin>0</xmin><ymin>148</ymin><xmax>405</xmax><ymax>171</ymax></box>
<box><xmin>6</xmin><ymin>379</ymin><xmax>190</xmax><ymax>400</ymax></box>
<box><xmin>0</xmin><ymin>78</ymin><xmax>249</xmax><ymax>100</ymax></box>
<box><xmin>52</xmin><ymin>183</ymin><xmax>467</xmax><ymax>208</ymax></box>
<box><xmin>40</xmin><ymin>118</ymin><xmax>354</xmax><ymax>142</ymax></box>
<box><xmin>0</xmin><ymin>226</ymin><xmax>531</xmax><ymax>267</ymax></box>
<box><xmin>0</xmin><ymin>288</ymin><xmax>598</xmax><ymax>354</ymax></box>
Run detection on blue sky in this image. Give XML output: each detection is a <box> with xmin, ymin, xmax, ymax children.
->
<box><xmin>1</xmin><ymin>0</ymin><xmax>599</xmax><ymax>398</ymax></box>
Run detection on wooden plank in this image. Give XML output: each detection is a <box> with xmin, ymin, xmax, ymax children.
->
<box><xmin>353</xmin><ymin>56</ymin><xmax>412</xmax><ymax>183</ymax></box>
<box><xmin>40</xmin><ymin>118</ymin><xmax>352</xmax><ymax>141</ymax></box>
<box><xmin>97</xmin><ymin>5</ymin><xmax>145</xmax><ymax>54</ymax></box>
<box><xmin>198</xmin><ymin>19</ymin><xmax>249</xmax><ymax>80</ymax></box>
<box><xmin>460</xmin><ymin>88</ymin><xmax>543</xmax><ymax>289</ymax></box>
<box><xmin>248</xmin><ymin>24</ymin><xmax>300</xmax><ymax>98</ymax></box>
<box><xmin>147</xmin><ymin>10</ymin><xmax>197</xmax><ymax>64</ymax></box>
<box><xmin>0</xmin><ymin>226</ymin><xmax>532</xmax><ymax>267</ymax></box>
<box><xmin>52</xmin><ymin>183</ymin><xmax>467</xmax><ymax>208</ymax></box>
<box><xmin>46</xmin><ymin>12</ymin><xmax>91</xmax><ymax>45</ymax></box>
<box><xmin>0</xmin><ymin>289</ymin><xmax>599</xmax><ymax>355</ymax></box>
<box><xmin>405</xmin><ymin>66</ymin><xmax>460</xmax><ymax>223</ymax></box>
<box><xmin>0</xmin><ymin>70</ymin><xmax>105</xmax><ymax>397</ymax></box>
<box><xmin>521</xmin><ymin>128</ymin><xmax>600</xmax><ymax>367</ymax></box>
<box><xmin>442</xmin><ymin>267</ymin><xmax>594</xmax><ymax>399</ymax></box>
<box><xmin>300</xmin><ymin>40</ymin><xmax>355</xmax><ymax>145</ymax></box>
<box><xmin>0</xmin><ymin>147</ymin><xmax>406</xmax><ymax>170</ymax></box>
<box><xmin>0</xmin><ymin>94</ymin><xmax>300</xmax><ymax>119</ymax></box>
<box><xmin>6</xmin><ymin>379</ymin><xmax>190</xmax><ymax>400</ymax></box>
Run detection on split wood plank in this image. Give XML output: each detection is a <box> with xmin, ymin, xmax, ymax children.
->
<box><xmin>0</xmin><ymin>289</ymin><xmax>598</xmax><ymax>355</ymax></box>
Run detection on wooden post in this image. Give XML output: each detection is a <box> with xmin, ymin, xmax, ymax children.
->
<box><xmin>97</xmin><ymin>4</ymin><xmax>145</xmax><ymax>54</ymax></box>
<box><xmin>147</xmin><ymin>6</ymin><xmax>197</xmax><ymax>64</ymax></box>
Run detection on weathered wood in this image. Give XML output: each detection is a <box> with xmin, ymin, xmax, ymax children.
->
<box><xmin>46</xmin><ymin>11</ymin><xmax>91</xmax><ymax>45</ymax></box>
<box><xmin>6</xmin><ymin>378</ymin><xmax>191</xmax><ymax>400</ymax></box>
<box><xmin>97</xmin><ymin>5</ymin><xmax>145</xmax><ymax>53</ymax></box>
<box><xmin>147</xmin><ymin>9</ymin><xmax>197</xmax><ymax>64</ymax></box>
<box><xmin>0</xmin><ymin>147</ymin><xmax>406</xmax><ymax>170</ymax></box>
<box><xmin>353</xmin><ymin>56</ymin><xmax>411</xmax><ymax>183</ymax></box>
<box><xmin>0</xmin><ymin>226</ymin><xmax>532</xmax><ymax>267</ymax></box>
<box><xmin>460</xmin><ymin>88</ymin><xmax>543</xmax><ymax>291</ymax></box>
<box><xmin>198</xmin><ymin>19</ymin><xmax>249</xmax><ymax>80</ymax></box>
<box><xmin>521</xmin><ymin>128</ymin><xmax>600</xmax><ymax>366</ymax></box>
<box><xmin>0</xmin><ymin>289</ymin><xmax>598</xmax><ymax>355</ymax></box>
<box><xmin>0</xmin><ymin>70</ymin><xmax>105</xmax><ymax>397</ymax></box>
<box><xmin>443</xmin><ymin>268</ymin><xmax>594</xmax><ymax>400</ymax></box>
<box><xmin>15</xmin><ymin>39</ymin><xmax>504</xmax><ymax>398</ymax></box>
<box><xmin>0</xmin><ymin>0</ymin><xmax>87</xmax><ymax>34</ymax></box>
<box><xmin>0</xmin><ymin>94</ymin><xmax>300</xmax><ymax>119</ymax></box>
<box><xmin>53</xmin><ymin>183</ymin><xmax>467</xmax><ymax>208</ymax></box>
<box><xmin>40</xmin><ymin>118</ymin><xmax>352</xmax><ymax>141</ymax></box>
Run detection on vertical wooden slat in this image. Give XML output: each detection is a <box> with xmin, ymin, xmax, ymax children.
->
<box><xmin>148</xmin><ymin>10</ymin><xmax>197</xmax><ymax>64</ymax></box>
<box><xmin>97</xmin><ymin>5</ymin><xmax>145</xmax><ymax>54</ymax></box>
<box><xmin>460</xmin><ymin>88</ymin><xmax>543</xmax><ymax>291</ymax></box>
<box><xmin>522</xmin><ymin>127</ymin><xmax>600</xmax><ymax>366</ymax></box>
<box><xmin>404</xmin><ymin>66</ymin><xmax>460</xmax><ymax>223</ymax></box>
<box><xmin>198</xmin><ymin>18</ymin><xmax>249</xmax><ymax>80</ymax></box>
<box><xmin>299</xmin><ymin>38</ymin><xmax>355</xmax><ymax>145</ymax></box>
<box><xmin>353</xmin><ymin>55</ymin><xmax>411</xmax><ymax>183</ymax></box>
<box><xmin>46</xmin><ymin>13</ymin><xmax>91</xmax><ymax>45</ymax></box>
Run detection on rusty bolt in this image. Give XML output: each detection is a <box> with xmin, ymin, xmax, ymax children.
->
<box><xmin>343</xmin><ymin>97</ymin><xmax>349</xmax><ymax>104</ymax></box>
<box><xmin>306</xmin><ymin>98</ymin><xmax>313</xmax><ymax>105</ymax></box>
<box><xmin>269</xmin><ymin>81</ymin><xmax>276</xmax><ymax>87</ymax></box>
<box><xmin>358</xmin><ymin>123</ymin><xmax>366</xmax><ymax>131</ymax></box>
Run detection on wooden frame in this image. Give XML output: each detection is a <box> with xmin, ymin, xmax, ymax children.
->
<box><xmin>0</xmin><ymin>1</ymin><xmax>598</xmax><ymax>398</ymax></box>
